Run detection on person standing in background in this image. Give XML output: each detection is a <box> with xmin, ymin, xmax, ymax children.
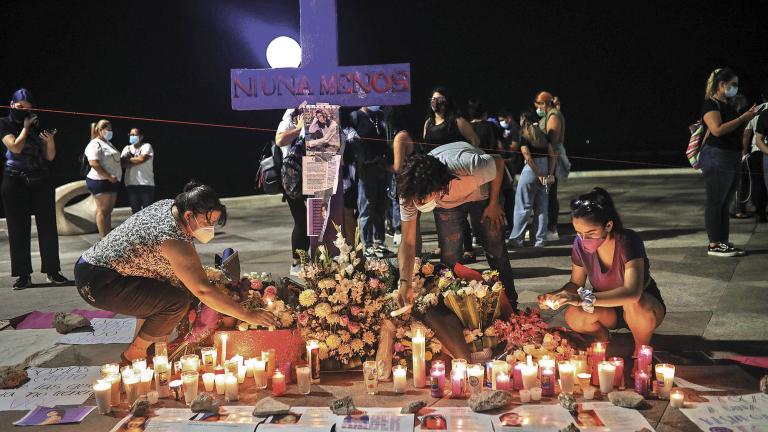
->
<box><xmin>121</xmin><ymin>128</ymin><xmax>155</xmax><ymax>214</ymax></box>
<box><xmin>85</xmin><ymin>119</ymin><xmax>122</xmax><ymax>238</ymax></box>
<box><xmin>0</xmin><ymin>88</ymin><xmax>68</xmax><ymax>289</ymax></box>
<box><xmin>534</xmin><ymin>91</ymin><xmax>569</xmax><ymax>241</ymax></box>
<box><xmin>738</xmin><ymin>92</ymin><xmax>767</xmax><ymax>223</ymax></box>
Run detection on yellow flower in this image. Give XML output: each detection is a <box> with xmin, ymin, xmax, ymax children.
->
<box><xmin>279</xmin><ymin>312</ymin><xmax>294</xmax><ymax>327</ymax></box>
<box><xmin>325</xmin><ymin>334</ymin><xmax>341</xmax><ymax>350</ymax></box>
<box><xmin>523</xmin><ymin>344</ymin><xmax>535</xmax><ymax>355</ymax></box>
<box><xmin>425</xmin><ymin>351</ymin><xmax>433</xmax><ymax>361</ymax></box>
<box><xmin>314</xmin><ymin>303</ymin><xmax>332</xmax><ymax>318</ymax></box>
<box><xmin>399</xmin><ymin>358</ymin><xmax>407</xmax><ymax>366</ymax></box>
<box><xmin>340</xmin><ymin>331</ymin><xmax>351</xmax><ymax>342</ymax></box>
<box><xmin>318</xmin><ymin>342</ymin><xmax>329</xmax><ymax>360</ymax></box>
<box><xmin>421</xmin><ymin>262</ymin><xmax>434</xmax><ymax>276</ymax></box>
<box><xmin>438</xmin><ymin>277</ymin><xmax>451</xmax><ymax>289</ymax></box>
<box><xmin>299</xmin><ymin>289</ymin><xmax>318</xmax><ymax>307</ymax></box>
<box><xmin>350</xmin><ymin>338</ymin><xmax>364</xmax><ymax>352</ymax></box>
<box><xmin>514</xmin><ymin>350</ymin><xmax>526</xmax><ymax>361</ymax></box>
<box><xmin>362</xmin><ymin>331</ymin><xmax>375</xmax><ymax>345</ymax></box>
<box><xmin>338</xmin><ymin>344</ymin><xmax>352</xmax><ymax>356</ymax></box>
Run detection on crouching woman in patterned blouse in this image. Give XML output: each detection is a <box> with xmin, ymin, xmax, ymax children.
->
<box><xmin>74</xmin><ymin>181</ymin><xmax>277</xmax><ymax>362</ymax></box>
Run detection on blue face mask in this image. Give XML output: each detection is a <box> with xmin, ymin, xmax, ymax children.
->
<box><xmin>725</xmin><ymin>86</ymin><xmax>738</xmax><ymax>98</ymax></box>
<box><xmin>499</xmin><ymin>120</ymin><xmax>509</xmax><ymax>129</ymax></box>
<box><xmin>536</xmin><ymin>108</ymin><xmax>546</xmax><ymax>117</ymax></box>
<box><xmin>367</xmin><ymin>106</ymin><xmax>381</xmax><ymax>112</ymax></box>
<box><xmin>129</xmin><ymin>135</ymin><xmax>140</xmax><ymax>145</ymax></box>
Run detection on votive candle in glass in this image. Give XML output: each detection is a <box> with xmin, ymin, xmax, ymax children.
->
<box><xmin>180</xmin><ymin>354</ymin><xmax>200</xmax><ymax>373</ymax></box>
<box><xmin>582</xmin><ymin>385</ymin><xmax>596</xmax><ymax>400</ymax></box>
<box><xmin>214</xmin><ymin>374</ymin><xmax>226</xmax><ymax>395</ymax></box>
<box><xmin>670</xmin><ymin>388</ymin><xmax>685</xmax><ymax>408</ymax></box>
<box><xmin>132</xmin><ymin>358</ymin><xmax>147</xmax><ymax>375</ymax></box>
<box><xmin>634</xmin><ymin>370</ymin><xmax>650</xmax><ymax>397</ymax></box>
<box><xmin>608</xmin><ymin>357</ymin><xmax>624</xmax><ymax>389</ymax></box>
<box><xmin>278</xmin><ymin>362</ymin><xmax>293</xmax><ymax>384</ymax></box>
<box><xmin>519</xmin><ymin>388</ymin><xmax>531</xmax><ymax>403</ymax></box>
<box><xmin>200</xmin><ymin>347</ymin><xmax>217</xmax><ymax>372</ymax></box>
<box><xmin>496</xmin><ymin>372</ymin><xmax>511</xmax><ymax>391</ymax></box>
<box><xmin>224</xmin><ymin>373</ymin><xmax>238</xmax><ymax>402</ymax></box>
<box><xmin>540</xmin><ymin>366</ymin><xmax>555</xmax><ymax>397</ymax></box>
<box><xmin>220</xmin><ymin>333</ymin><xmax>228</xmax><ymax>366</ymax></box>
<box><xmin>577</xmin><ymin>372</ymin><xmax>592</xmax><ymax>390</ymax></box>
<box><xmin>597</xmin><ymin>361</ymin><xmax>616</xmax><ymax>395</ymax></box>
<box><xmin>451</xmin><ymin>359</ymin><xmax>467</xmax><ymax>376</ymax></box>
<box><xmin>237</xmin><ymin>363</ymin><xmax>246</xmax><ymax>384</ymax></box>
<box><xmin>467</xmin><ymin>364</ymin><xmax>484</xmax><ymax>395</ymax></box>
<box><xmin>181</xmin><ymin>371</ymin><xmax>199</xmax><ymax>405</ymax></box>
<box><xmin>153</xmin><ymin>355</ymin><xmax>170</xmax><ymax>398</ymax></box>
<box><xmin>521</xmin><ymin>361</ymin><xmax>538</xmax><ymax>390</ymax></box>
<box><xmin>364</xmin><ymin>360</ymin><xmax>379</xmax><ymax>395</ymax></box>
<box><xmin>393</xmin><ymin>366</ymin><xmax>408</xmax><ymax>394</ymax></box>
<box><xmin>169</xmin><ymin>380</ymin><xmax>182</xmax><ymax>401</ymax></box>
<box><xmin>637</xmin><ymin>345</ymin><xmax>653</xmax><ymax>375</ymax></box>
<box><xmin>147</xmin><ymin>390</ymin><xmax>159</xmax><ymax>405</ymax></box>
<box><xmin>105</xmin><ymin>372</ymin><xmax>121</xmax><ymax>406</ymax></box>
<box><xmin>123</xmin><ymin>374</ymin><xmax>140</xmax><ymax>405</ymax></box>
<box><xmin>245</xmin><ymin>358</ymin><xmax>257</xmax><ymax>378</ymax></box>
<box><xmin>530</xmin><ymin>387</ymin><xmax>543</xmax><ymax>401</ymax></box>
<box><xmin>254</xmin><ymin>359</ymin><xmax>268</xmax><ymax>389</ymax></box>
<box><xmin>307</xmin><ymin>340</ymin><xmax>321</xmax><ymax>383</ymax></box>
<box><xmin>271</xmin><ymin>370</ymin><xmax>286</xmax><ymax>396</ymax></box>
<box><xmin>93</xmin><ymin>380</ymin><xmax>112</xmax><ymax>415</ymax></box>
<box><xmin>589</xmin><ymin>342</ymin><xmax>606</xmax><ymax>386</ymax></box>
<box><xmin>139</xmin><ymin>368</ymin><xmax>154</xmax><ymax>396</ymax></box>
<box><xmin>513</xmin><ymin>362</ymin><xmax>525</xmax><ymax>390</ymax></box>
<box><xmin>491</xmin><ymin>360</ymin><xmax>507</xmax><ymax>390</ymax></box>
<box><xmin>430</xmin><ymin>368</ymin><xmax>444</xmax><ymax>398</ymax></box>
<box><xmin>655</xmin><ymin>364</ymin><xmax>675</xmax><ymax>399</ymax></box>
<box><xmin>265</xmin><ymin>349</ymin><xmax>277</xmax><ymax>376</ymax></box>
<box><xmin>450</xmin><ymin>369</ymin><xmax>466</xmax><ymax>398</ymax></box>
<box><xmin>571</xmin><ymin>352</ymin><xmax>588</xmax><ymax>375</ymax></box>
<box><xmin>558</xmin><ymin>362</ymin><xmax>576</xmax><ymax>395</ymax></box>
<box><xmin>101</xmin><ymin>363</ymin><xmax>120</xmax><ymax>379</ymax></box>
<box><xmin>296</xmin><ymin>365</ymin><xmax>311</xmax><ymax>395</ymax></box>
<box><xmin>231</xmin><ymin>354</ymin><xmax>244</xmax><ymax>369</ymax></box>
<box><xmin>202</xmin><ymin>372</ymin><xmax>215</xmax><ymax>392</ymax></box>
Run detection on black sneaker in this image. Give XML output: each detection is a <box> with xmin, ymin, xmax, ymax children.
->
<box><xmin>725</xmin><ymin>243</ymin><xmax>746</xmax><ymax>256</ymax></box>
<box><xmin>46</xmin><ymin>272</ymin><xmax>71</xmax><ymax>284</ymax></box>
<box><xmin>707</xmin><ymin>243</ymin><xmax>738</xmax><ymax>257</ymax></box>
<box><xmin>12</xmin><ymin>275</ymin><xmax>32</xmax><ymax>290</ymax></box>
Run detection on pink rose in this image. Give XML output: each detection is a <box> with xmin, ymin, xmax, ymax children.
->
<box><xmin>263</xmin><ymin>292</ymin><xmax>276</xmax><ymax>303</ymax></box>
<box><xmin>264</xmin><ymin>285</ymin><xmax>277</xmax><ymax>296</ymax></box>
<box><xmin>394</xmin><ymin>342</ymin><xmax>405</xmax><ymax>353</ymax></box>
<box><xmin>251</xmin><ymin>279</ymin><xmax>263</xmax><ymax>290</ymax></box>
<box><xmin>339</xmin><ymin>315</ymin><xmax>349</xmax><ymax>327</ymax></box>
<box><xmin>297</xmin><ymin>312</ymin><xmax>309</xmax><ymax>326</ymax></box>
<box><xmin>350</xmin><ymin>306</ymin><xmax>363</xmax><ymax>316</ymax></box>
<box><xmin>347</xmin><ymin>321</ymin><xmax>362</xmax><ymax>334</ymax></box>
<box><xmin>369</xmin><ymin>278</ymin><xmax>380</xmax><ymax>289</ymax></box>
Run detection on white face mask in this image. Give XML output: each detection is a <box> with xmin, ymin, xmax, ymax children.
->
<box><xmin>416</xmin><ymin>199</ymin><xmax>437</xmax><ymax>213</ymax></box>
<box><xmin>190</xmin><ymin>216</ymin><xmax>215</xmax><ymax>243</ymax></box>
<box><xmin>725</xmin><ymin>85</ymin><xmax>738</xmax><ymax>98</ymax></box>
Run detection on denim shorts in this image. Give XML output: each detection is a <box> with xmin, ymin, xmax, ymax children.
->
<box><xmin>86</xmin><ymin>178</ymin><xmax>119</xmax><ymax>195</ymax></box>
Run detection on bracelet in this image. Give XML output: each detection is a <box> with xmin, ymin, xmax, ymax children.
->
<box><xmin>577</xmin><ymin>287</ymin><xmax>596</xmax><ymax>314</ymax></box>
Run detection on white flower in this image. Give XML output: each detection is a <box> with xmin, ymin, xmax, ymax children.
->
<box><xmin>475</xmin><ymin>285</ymin><xmax>488</xmax><ymax>299</ymax></box>
<box><xmin>491</xmin><ymin>282</ymin><xmax>503</xmax><ymax>293</ymax></box>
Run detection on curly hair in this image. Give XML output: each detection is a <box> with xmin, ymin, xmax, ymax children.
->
<box><xmin>397</xmin><ymin>153</ymin><xmax>455</xmax><ymax>203</ymax></box>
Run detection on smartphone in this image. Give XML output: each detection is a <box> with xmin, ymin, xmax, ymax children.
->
<box><xmin>44</xmin><ymin>129</ymin><xmax>57</xmax><ymax>135</ymax></box>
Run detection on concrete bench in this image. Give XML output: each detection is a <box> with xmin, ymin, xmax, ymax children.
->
<box><xmin>55</xmin><ymin>180</ymin><xmax>97</xmax><ymax>235</ymax></box>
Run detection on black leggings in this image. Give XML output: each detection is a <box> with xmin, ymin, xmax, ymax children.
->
<box><xmin>285</xmin><ymin>195</ymin><xmax>310</xmax><ymax>261</ymax></box>
<box><xmin>74</xmin><ymin>261</ymin><xmax>190</xmax><ymax>341</ymax></box>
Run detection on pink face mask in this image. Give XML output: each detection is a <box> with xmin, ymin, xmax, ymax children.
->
<box><xmin>581</xmin><ymin>236</ymin><xmax>605</xmax><ymax>253</ymax></box>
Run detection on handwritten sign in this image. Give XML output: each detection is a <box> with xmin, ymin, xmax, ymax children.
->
<box><xmin>681</xmin><ymin>393</ymin><xmax>768</xmax><ymax>431</ymax></box>
<box><xmin>0</xmin><ymin>366</ymin><xmax>101</xmax><ymax>411</ymax></box>
<box><xmin>58</xmin><ymin>318</ymin><xmax>137</xmax><ymax>345</ymax></box>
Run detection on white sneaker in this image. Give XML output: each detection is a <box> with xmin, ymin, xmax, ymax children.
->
<box><xmin>545</xmin><ymin>229</ymin><xmax>560</xmax><ymax>241</ymax></box>
<box><xmin>393</xmin><ymin>233</ymin><xmax>402</xmax><ymax>245</ymax></box>
<box><xmin>289</xmin><ymin>263</ymin><xmax>302</xmax><ymax>277</ymax></box>
<box><xmin>524</xmin><ymin>230</ymin><xmax>530</xmax><ymax>242</ymax></box>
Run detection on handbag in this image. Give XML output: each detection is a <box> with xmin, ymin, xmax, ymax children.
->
<box><xmin>255</xmin><ymin>141</ymin><xmax>283</xmax><ymax>195</ymax></box>
<box><xmin>687</xmin><ymin>99</ymin><xmax>717</xmax><ymax>170</ymax></box>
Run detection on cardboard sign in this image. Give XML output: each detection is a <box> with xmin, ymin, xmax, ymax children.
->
<box><xmin>0</xmin><ymin>366</ymin><xmax>101</xmax><ymax>411</ymax></box>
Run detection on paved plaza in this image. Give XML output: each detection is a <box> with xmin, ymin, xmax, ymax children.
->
<box><xmin>0</xmin><ymin>169</ymin><xmax>766</xmax><ymax>431</ymax></box>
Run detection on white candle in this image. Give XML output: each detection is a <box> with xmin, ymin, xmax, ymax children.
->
<box><xmin>496</xmin><ymin>373</ymin><xmax>511</xmax><ymax>391</ymax></box>
<box><xmin>200</xmin><ymin>347</ymin><xmax>217</xmax><ymax>372</ymax></box>
<box><xmin>655</xmin><ymin>364</ymin><xmax>675</xmax><ymax>399</ymax></box>
<box><xmin>169</xmin><ymin>380</ymin><xmax>182</xmax><ymax>401</ymax></box>
<box><xmin>296</xmin><ymin>365</ymin><xmax>311</xmax><ymax>395</ymax></box>
<box><xmin>467</xmin><ymin>364</ymin><xmax>484</xmax><ymax>395</ymax></box>
<box><xmin>271</xmin><ymin>370</ymin><xmax>286</xmax><ymax>396</ymax></box>
<box><xmin>254</xmin><ymin>359</ymin><xmax>267</xmax><ymax>389</ymax></box>
<box><xmin>670</xmin><ymin>389</ymin><xmax>685</xmax><ymax>408</ymax></box>
<box><xmin>225</xmin><ymin>374</ymin><xmax>239</xmax><ymax>401</ymax></box>
<box><xmin>105</xmin><ymin>373</ymin><xmax>120</xmax><ymax>406</ymax></box>
<box><xmin>237</xmin><ymin>364</ymin><xmax>246</xmax><ymax>384</ymax></box>
<box><xmin>558</xmin><ymin>362</ymin><xmax>576</xmax><ymax>395</ymax></box>
<box><xmin>539</xmin><ymin>356</ymin><xmax>556</xmax><ymax>371</ymax></box>
<box><xmin>571</xmin><ymin>353</ymin><xmax>588</xmax><ymax>375</ymax></box>
<box><xmin>521</xmin><ymin>362</ymin><xmax>538</xmax><ymax>390</ymax></box>
<box><xmin>181</xmin><ymin>354</ymin><xmax>200</xmax><ymax>373</ymax></box>
<box><xmin>245</xmin><ymin>358</ymin><xmax>257</xmax><ymax>378</ymax></box>
<box><xmin>123</xmin><ymin>375</ymin><xmax>139</xmax><ymax>405</ymax></box>
<box><xmin>214</xmin><ymin>374</ymin><xmax>226</xmax><ymax>395</ymax></box>
<box><xmin>220</xmin><ymin>333</ymin><xmax>228</xmax><ymax>367</ymax></box>
<box><xmin>530</xmin><ymin>387</ymin><xmax>542</xmax><ymax>401</ymax></box>
<box><xmin>202</xmin><ymin>372</ymin><xmax>215</xmax><ymax>392</ymax></box>
<box><xmin>132</xmin><ymin>358</ymin><xmax>147</xmax><ymax>375</ymax></box>
<box><xmin>519</xmin><ymin>389</ymin><xmax>531</xmax><ymax>403</ymax></box>
<box><xmin>491</xmin><ymin>360</ymin><xmax>507</xmax><ymax>390</ymax></box>
<box><xmin>412</xmin><ymin>329</ymin><xmax>426</xmax><ymax>388</ymax></box>
<box><xmin>583</xmin><ymin>385</ymin><xmax>596</xmax><ymax>400</ymax></box>
<box><xmin>147</xmin><ymin>391</ymin><xmax>159</xmax><ymax>405</ymax></box>
<box><xmin>393</xmin><ymin>366</ymin><xmax>407</xmax><ymax>393</ymax></box>
<box><xmin>139</xmin><ymin>368</ymin><xmax>154</xmax><ymax>396</ymax></box>
<box><xmin>231</xmin><ymin>354</ymin><xmax>244</xmax><ymax>369</ymax></box>
<box><xmin>181</xmin><ymin>371</ymin><xmax>199</xmax><ymax>405</ymax></box>
<box><xmin>597</xmin><ymin>361</ymin><xmax>616</xmax><ymax>395</ymax></box>
<box><xmin>101</xmin><ymin>363</ymin><xmax>120</xmax><ymax>378</ymax></box>
<box><xmin>93</xmin><ymin>381</ymin><xmax>112</xmax><ymax>414</ymax></box>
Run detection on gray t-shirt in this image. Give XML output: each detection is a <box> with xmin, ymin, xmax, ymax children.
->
<box><xmin>400</xmin><ymin>142</ymin><xmax>496</xmax><ymax>221</ymax></box>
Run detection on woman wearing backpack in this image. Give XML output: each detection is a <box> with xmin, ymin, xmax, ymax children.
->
<box><xmin>85</xmin><ymin>119</ymin><xmax>122</xmax><ymax>238</ymax></box>
<box><xmin>508</xmin><ymin>111</ymin><xmax>556</xmax><ymax>248</ymax></box>
<box><xmin>699</xmin><ymin>68</ymin><xmax>760</xmax><ymax>256</ymax></box>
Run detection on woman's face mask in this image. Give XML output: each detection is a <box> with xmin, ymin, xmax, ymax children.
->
<box><xmin>416</xmin><ymin>199</ymin><xmax>437</xmax><ymax>213</ymax></box>
<box><xmin>102</xmin><ymin>130</ymin><xmax>113</xmax><ymax>141</ymax></box>
<box><xmin>724</xmin><ymin>85</ymin><xmax>738</xmax><ymax>98</ymax></box>
<box><xmin>189</xmin><ymin>215</ymin><xmax>215</xmax><ymax>243</ymax></box>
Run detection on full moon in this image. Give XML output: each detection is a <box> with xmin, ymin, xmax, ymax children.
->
<box><xmin>265</xmin><ymin>36</ymin><xmax>302</xmax><ymax>69</ymax></box>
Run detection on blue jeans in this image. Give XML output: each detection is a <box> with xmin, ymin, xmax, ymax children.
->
<box><xmin>357</xmin><ymin>174</ymin><xmax>386</xmax><ymax>246</ymax></box>
<box><xmin>509</xmin><ymin>158</ymin><xmax>549</xmax><ymax>246</ymax></box>
<box><xmin>699</xmin><ymin>145</ymin><xmax>740</xmax><ymax>243</ymax></box>
<box><xmin>433</xmin><ymin>200</ymin><xmax>517</xmax><ymax>307</ymax></box>
<box><xmin>388</xmin><ymin>172</ymin><xmax>401</xmax><ymax>233</ymax></box>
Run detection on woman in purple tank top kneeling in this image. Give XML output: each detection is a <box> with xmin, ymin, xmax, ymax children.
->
<box><xmin>538</xmin><ymin>187</ymin><xmax>666</xmax><ymax>355</ymax></box>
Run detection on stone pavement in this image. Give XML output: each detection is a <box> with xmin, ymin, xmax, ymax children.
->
<box><xmin>0</xmin><ymin>170</ymin><xmax>766</xmax><ymax>431</ymax></box>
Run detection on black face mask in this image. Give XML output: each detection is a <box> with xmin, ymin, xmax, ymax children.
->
<box><xmin>10</xmin><ymin>108</ymin><xmax>28</xmax><ymax>123</ymax></box>
<box><xmin>432</xmin><ymin>100</ymin><xmax>446</xmax><ymax>113</ymax></box>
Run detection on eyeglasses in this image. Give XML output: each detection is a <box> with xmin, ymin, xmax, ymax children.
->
<box><xmin>570</xmin><ymin>199</ymin><xmax>603</xmax><ymax>212</ymax></box>
<box><xmin>430</xmin><ymin>97</ymin><xmax>446</xmax><ymax>103</ymax></box>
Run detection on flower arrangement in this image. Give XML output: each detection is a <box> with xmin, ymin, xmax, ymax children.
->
<box><xmin>380</xmin><ymin>291</ymin><xmax>442</xmax><ymax>367</ymax></box>
<box><xmin>294</xmin><ymin>227</ymin><xmax>393</xmax><ymax>365</ymax></box>
<box><xmin>493</xmin><ymin>308</ymin><xmax>574</xmax><ymax>361</ymax></box>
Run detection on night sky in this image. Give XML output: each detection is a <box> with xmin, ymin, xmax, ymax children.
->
<box><xmin>1</xmin><ymin>0</ymin><xmax>767</xmax><ymax>212</ymax></box>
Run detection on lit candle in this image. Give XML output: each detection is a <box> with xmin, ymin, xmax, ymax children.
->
<box><xmin>597</xmin><ymin>361</ymin><xmax>616</xmax><ymax>395</ymax></box>
<box><xmin>577</xmin><ymin>372</ymin><xmax>592</xmax><ymax>390</ymax></box>
<box><xmin>278</xmin><ymin>362</ymin><xmax>293</xmax><ymax>384</ymax></box>
<box><xmin>181</xmin><ymin>354</ymin><xmax>200</xmax><ymax>373</ymax></box>
<box><xmin>153</xmin><ymin>355</ymin><xmax>170</xmax><ymax>398</ymax></box>
<box><xmin>132</xmin><ymin>358</ymin><xmax>147</xmax><ymax>375</ymax></box>
<box><xmin>231</xmin><ymin>354</ymin><xmax>244</xmax><ymax>369</ymax></box>
<box><xmin>635</xmin><ymin>370</ymin><xmax>650</xmax><ymax>397</ymax></box>
<box><xmin>154</xmin><ymin>342</ymin><xmax>168</xmax><ymax>358</ymax></box>
<box><xmin>245</xmin><ymin>358</ymin><xmax>257</xmax><ymax>378</ymax></box>
<box><xmin>200</xmin><ymin>347</ymin><xmax>217</xmax><ymax>372</ymax></box>
<box><xmin>450</xmin><ymin>369</ymin><xmax>465</xmax><ymax>397</ymax></box>
<box><xmin>364</xmin><ymin>361</ymin><xmax>379</xmax><ymax>395</ymax></box>
<box><xmin>521</xmin><ymin>358</ymin><xmax>538</xmax><ymax>390</ymax></box>
<box><xmin>589</xmin><ymin>342</ymin><xmax>606</xmax><ymax>386</ymax></box>
<box><xmin>93</xmin><ymin>380</ymin><xmax>112</xmax><ymax>414</ymax></box>
<box><xmin>181</xmin><ymin>371</ymin><xmax>199</xmax><ymax>405</ymax></box>
<box><xmin>271</xmin><ymin>370</ymin><xmax>286</xmax><ymax>396</ymax></box>
<box><xmin>123</xmin><ymin>374</ymin><xmax>139</xmax><ymax>405</ymax></box>
<box><xmin>512</xmin><ymin>362</ymin><xmax>525</xmax><ymax>390</ymax></box>
<box><xmin>519</xmin><ymin>388</ymin><xmax>531</xmax><ymax>403</ymax></box>
<box><xmin>451</xmin><ymin>359</ymin><xmax>467</xmax><ymax>375</ymax></box>
<box><xmin>430</xmin><ymin>362</ymin><xmax>446</xmax><ymax>391</ymax></box>
<box><xmin>430</xmin><ymin>368</ymin><xmax>444</xmax><ymax>398</ymax></box>
<box><xmin>496</xmin><ymin>373</ymin><xmax>511</xmax><ymax>391</ymax></box>
<box><xmin>254</xmin><ymin>359</ymin><xmax>267</xmax><ymax>389</ymax></box>
<box><xmin>540</xmin><ymin>367</ymin><xmax>555</xmax><ymax>397</ymax></box>
<box><xmin>412</xmin><ymin>330</ymin><xmax>426</xmax><ymax>388</ymax></box>
<box><xmin>393</xmin><ymin>366</ymin><xmax>408</xmax><ymax>394</ymax></box>
<box><xmin>670</xmin><ymin>388</ymin><xmax>685</xmax><ymax>408</ymax></box>
<box><xmin>225</xmin><ymin>374</ymin><xmax>239</xmax><ymax>402</ymax></box>
<box><xmin>139</xmin><ymin>368</ymin><xmax>154</xmax><ymax>396</ymax></box>
<box><xmin>214</xmin><ymin>374</ymin><xmax>226</xmax><ymax>395</ymax></box>
<box><xmin>571</xmin><ymin>352</ymin><xmax>588</xmax><ymax>375</ymax></box>
<box><xmin>655</xmin><ymin>364</ymin><xmax>675</xmax><ymax>399</ymax></box>
<box><xmin>558</xmin><ymin>362</ymin><xmax>576</xmax><ymax>395</ymax></box>
<box><xmin>296</xmin><ymin>365</ymin><xmax>311</xmax><ymax>395</ymax></box>
<box><xmin>101</xmin><ymin>363</ymin><xmax>120</xmax><ymax>378</ymax></box>
<box><xmin>237</xmin><ymin>364</ymin><xmax>246</xmax><ymax>384</ymax></box>
<box><xmin>307</xmin><ymin>340</ymin><xmax>320</xmax><ymax>383</ymax></box>
<box><xmin>202</xmin><ymin>372</ymin><xmax>215</xmax><ymax>392</ymax></box>
<box><xmin>530</xmin><ymin>387</ymin><xmax>542</xmax><ymax>401</ymax></box>
<box><xmin>539</xmin><ymin>356</ymin><xmax>556</xmax><ymax>375</ymax></box>
<box><xmin>582</xmin><ymin>385</ymin><xmax>596</xmax><ymax>400</ymax></box>
<box><xmin>637</xmin><ymin>345</ymin><xmax>653</xmax><ymax>375</ymax></box>
<box><xmin>266</xmin><ymin>349</ymin><xmax>277</xmax><ymax>376</ymax></box>
<box><xmin>491</xmin><ymin>360</ymin><xmax>507</xmax><ymax>390</ymax></box>
<box><xmin>105</xmin><ymin>373</ymin><xmax>121</xmax><ymax>406</ymax></box>
<box><xmin>467</xmin><ymin>364</ymin><xmax>484</xmax><ymax>395</ymax></box>
<box><xmin>224</xmin><ymin>359</ymin><xmax>238</xmax><ymax>376</ymax></box>
<box><xmin>485</xmin><ymin>361</ymin><xmax>494</xmax><ymax>388</ymax></box>
<box><xmin>608</xmin><ymin>357</ymin><xmax>624</xmax><ymax>389</ymax></box>
<box><xmin>169</xmin><ymin>380</ymin><xmax>182</xmax><ymax>401</ymax></box>
<box><xmin>220</xmin><ymin>333</ymin><xmax>228</xmax><ymax>366</ymax></box>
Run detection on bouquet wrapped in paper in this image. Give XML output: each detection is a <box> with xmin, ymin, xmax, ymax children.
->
<box><xmin>494</xmin><ymin>308</ymin><xmax>574</xmax><ymax>362</ymax></box>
